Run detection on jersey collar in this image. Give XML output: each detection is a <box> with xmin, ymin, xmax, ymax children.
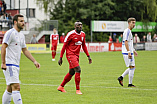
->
<box><xmin>75</xmin><ymin>30</ymin><xmax>82</xmax><ymax>35</ymax></box>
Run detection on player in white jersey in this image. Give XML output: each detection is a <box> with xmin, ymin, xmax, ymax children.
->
<box><xmin>117</xmin><ymin>17</ymin><xmax>138</xmax><ymax>87</ymax></box>
<box><xmin>1</xmin><ymin>14</ymin><xmax>40</xmax><ymax>104</ymax></box>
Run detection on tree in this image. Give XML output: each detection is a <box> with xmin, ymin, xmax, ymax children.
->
<box><xmin>36</xmin><ymin>0</ymin><xmax>157</xmax><ymax>42</ymax></box>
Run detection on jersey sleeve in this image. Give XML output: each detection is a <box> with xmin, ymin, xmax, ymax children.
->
<box><xmin>123</xmin><ymin>29</ymin><xmax>130</xmax><ymax>41</ymax></box>
<box><xmin>82</xmin><ymin>34</ymin><xmax>89</xmax><ymax>57</ymax></box>
<box><xmin>60</xmin><ymin>32</ymin><xmax>72</xmax><ymax>58</ymax></box>
<box><xmin>2</xmin><ymin>31</ymin><xmax>13</xmax><ymax>45</ymax></box>
<box><xmin>50</xmin><ymin>34</ymin><xmax>52</xmax><ymax>39</ymax></box>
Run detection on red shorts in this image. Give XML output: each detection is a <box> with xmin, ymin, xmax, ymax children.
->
<box><xmin>66</xmin><ymin>55</ymin><xmax>79</xmax><ymax>69</ymax></box>
<box><xmin>51</xmin><ymin>43</ymin><xmax>57</xmax><ymax>51</ymax></box>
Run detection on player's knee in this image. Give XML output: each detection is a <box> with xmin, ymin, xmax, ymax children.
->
<box><xmin>130</xmin><ymin>66</ymin><xmax>135</xmax><ymax>69</ymax></box>
<box><xmin>52</xmin><ymin>50</ymin><xmax>56</xmax><ymax>52</ymax></box>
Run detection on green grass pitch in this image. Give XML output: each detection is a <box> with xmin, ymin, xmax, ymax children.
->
<box><xmin>0</xmin><ymin>51</ymin><xmax>157</xmax><ymax>104</ymax></box>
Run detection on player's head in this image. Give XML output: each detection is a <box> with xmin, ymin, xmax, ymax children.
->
<box><xmin>74</xmin><ymin>21</ymin><xmax>82</xmax><ymax>33</ymax></box>
<box><xmin>53</xmin><ymin>28</ymin><xmax>57</xmax><ymax>34</ymax></box>
<box><xmin>13</xmin><ymin>14</ymin><xmax>24</xmax><ymax>31</ymax></box>
<box><xmin>127</xmin><ymin>17</ymin><xmax>136</xmax><ymax>30</ymax></box>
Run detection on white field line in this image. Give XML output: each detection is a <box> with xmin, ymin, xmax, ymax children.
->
<box><xmin>0</xmin><ymin>82</ymin><xmax>156</xmax><ymax>91</ymax></box>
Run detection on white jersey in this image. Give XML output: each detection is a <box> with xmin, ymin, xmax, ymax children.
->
<box><xmin>122</xmin><ymin>28</ymin><xmax>134</xmax><ymax>54</ymax></box>
<box><xmin>2</xmin><ymin>28</ymin><xmax>26</xmax><ymax>66</ymax></box>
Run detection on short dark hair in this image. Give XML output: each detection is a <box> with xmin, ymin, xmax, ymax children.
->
<box><xmin>13</xmin><ymin>14</ymin><xmax>24</xmax><ymax>24</ymax></box>
<box><xmin>74</xmin><ymin>21</ymin><xmax>82</xmax><ymax>26</ymax></box>
<box><xmin>127</xmin><ymin>17</ymin><xmax>136</xmax><ymax>23</ymax></box>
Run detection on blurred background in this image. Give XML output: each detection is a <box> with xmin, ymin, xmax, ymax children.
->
<box><xmin>0</xmin><ymin>0</ymin><xmax>157</xmax><ymax>52</ymax></box>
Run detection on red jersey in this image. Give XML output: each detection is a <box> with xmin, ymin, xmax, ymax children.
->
<box><xmin>60</xmin><ymin>30</ymin><xmax>89</xmax><ymax>58</ymax></box>
<box><xmin>60</xmin><ymin>35</ymin><xmax>65</xmax><ymax>43</ymax></box>
<box><xmin>50</xmin><ymin>33</ymin><xmax>59</xmax><ymax>44</ymax></box>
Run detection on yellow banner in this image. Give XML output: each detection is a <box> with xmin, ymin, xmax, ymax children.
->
<box><xmin>0</xmin><ymin>44</ymin><xmax>64</xmax><ymax>54</ymax></box>
<box><xmin>26</xmin><ymin>44</ymin><xmax>47</xmax><ymax>53</ymax></box>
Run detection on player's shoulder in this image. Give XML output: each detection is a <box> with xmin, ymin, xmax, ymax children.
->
<box><xmin>4</xmin><ymin>28</ymin><xmax>16</xmax><ymax>38</ymax></box>
<box><xmin>81</xmin><ymin>31</ymin><xmax>85</xmax><ymax>34</ymax></box>
<box><xmin>124</xmin><ymin>28</ymin><xmax>131</xmax><ymax>33</ymax></box>
<box><xmin>66</xmin><ymin>30</ymin><xmax>75</xmax><ymax>36</ymax></box>
<box><xmin>5</xmin><ymin>28</ymin><xmax>15</xmax><ymax>35</ymax></box>
<box><xmin>81</xmin><ymin>31</ymin><xmax>85</xmax><ymax>36</ymax></box>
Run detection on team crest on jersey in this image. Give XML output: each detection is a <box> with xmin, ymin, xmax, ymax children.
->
<box><xmin>75</xmin><ymin>41</ymin><xmax>82</xmax><ymax>45</ymax></box>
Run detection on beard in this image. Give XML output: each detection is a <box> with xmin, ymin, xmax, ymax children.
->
<box><xmin>76</xmin><ymin>27</ymin><xmax>82</xmax><ymax>33</ymax></box>
<box><xmin>17</xmin><ymin>22</ymin><xmax>24</xmax><ymax>30</ymax></box>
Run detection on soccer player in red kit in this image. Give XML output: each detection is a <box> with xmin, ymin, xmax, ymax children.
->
<box><xmin>50</xmin><ymin>28</ymin><xmax>59</xmax><ymax>61</ymax></box>
<box><xmin>57</xmin><ymin>21</ymin><xmax>92</xmax><ymax>95</ymax></box>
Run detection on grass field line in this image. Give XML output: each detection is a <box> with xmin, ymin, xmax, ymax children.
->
<box><xmin>0</xmin><ymin>82</ymin><xmax>157</xmax><ymax>91</ymax></box>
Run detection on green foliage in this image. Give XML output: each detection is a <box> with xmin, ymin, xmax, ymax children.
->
<box><xmin>142</xmin><ymin>0</ymin><xmax>157</xmax><ymax>21</ymax></box>
<box><xmin>36</xmin><ymin>0</ymin><xmax>157</xmax><ymax>42</ymax></box>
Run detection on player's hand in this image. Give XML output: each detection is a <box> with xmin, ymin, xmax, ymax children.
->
<box><xmin>134</xmin><ymin>51</ymin><xmax>138</xmax><ymax>56</ymax></box>
<box><xmin>33</xmin><ymin>61</ymin><xmax>40</xmax><ymax>69</ymax></box>
<box><xmin>58</xmin><ymin>58</ymin><xmax>63</xmax><ymax>66</ymax></box>
<box><xmin>1</xmin><ymin>63</ymin><xmax>6</xmax><ymax>70</ymax></box>
<box><xmin>88</xmin><ymin>56</ymin><xmax>92</xmax><ymax>64</ymax></box>
<box><xmin>128</xmin><ymin>53</ymin><xmax>132</xmax><ymax>59</ymax></box>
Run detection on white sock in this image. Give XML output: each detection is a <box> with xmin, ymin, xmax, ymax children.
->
<box><xmin>129</xmin><ymin>68</ymin><xmax>135</xmax><ymax>84</ymax></box>
<box><xmin>121</xmin><ymin>68</ymin><xmax>130</xmax><ymax>77</ymax></box>
<box><xmin>12</xmin><ymin>91</ymin><xmax>22</xmax><ymax>104</ymax></box>
<box><xmin>2</xmin><ymin>90</ymin><xmax>12</xmax><ymax>104</ymax></box>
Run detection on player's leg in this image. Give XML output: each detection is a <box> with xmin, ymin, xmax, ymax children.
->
<box><xmin>11</xmin><ymin>83</ymin><xmax>22</xmax><ymax>104</ymax></box>
<box><xmin>118</xmin><ymin>55</ymin><xmax>129</xmax><ymax>86</ymax></box>
<box><xmin>52</xmin><ymin>44</ymin><xmax>57</xmax><ymax>61</ymax></box>
<box><xmin>54</xmin><ymin>44</ymin><xmax>57</xmax><ymax>58</ymax></box>
<box><xmin>61</xmin><ymin>69</ymin><xmax>75</xmax><ymax>87</ymax></box>
<box><xmin>128</xmin><ymin>66</ymin><xmax>135</xmax><ymax>87</ymax></box>
<box><xmin>52</xmin><ymin>50</ymin><xmax>56</xmax><ymax>61</ymax></box>
<box><xmin>128</xmin><ymin>55</ymin><xmax>136</xmax><ymax>87</ymax></box>
<box><xmin>73</xmin><ymin>66</ymin><xmax>82</xmax><ymax>95</ymax></box>
<box><xmin>57</xmin><ymin>69</ymin><xmax>75</xmax><ymax>92</ymax></box>
<box><xmin>2</xmin><ymin>85</ymin><xmax>12</xmax><ymax>104</ymax></box>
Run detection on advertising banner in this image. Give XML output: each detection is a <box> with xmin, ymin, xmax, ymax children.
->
<box><xmin>133</xmin><ymin>43</ymin><xmax>145</xmax><ymax>50</ymax></box>
<box><xmin>145</xmin><ymin>42</ymin><xmax>157</xmax><ymax>50</ymax></box>
<box><xmin>92</xmin><ymin>21</ymin><xmax>127</xmax><ymax>32</ymax></box>
<box><xmin>109</xmin><ymin>43</ymin><xmax>122</xmax><ymax>51</ymax></box>
<box><xmin>81</xmin><ymin>43</ymin><xmax>109</xmax><ymax>52</ymax></box>
<box><xmin>27</xmin><ymin>44</ymin><xmax>47</xmax><ymax>53</ymax></box>
<box><xmin>132</xmin><ymin>22</ymin><xmax>157</xmax><ymax>32</ymax></box>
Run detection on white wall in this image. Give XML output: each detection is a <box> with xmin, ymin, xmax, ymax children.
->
<box><xmin>5</xmin><ymin>0</ymin><xmax>50</xmax><ymax>30</ymax></box>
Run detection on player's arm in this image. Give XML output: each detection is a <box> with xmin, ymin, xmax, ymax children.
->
<box><xmin>50</xmin><ymin>34</ymin><xmax>53</xmax><ymax>47</ymax></box>
<box><xmin>125</xmin><ymin>40</ymin><xmax>132</xmax><ymax>59</ymax></box>
<box><xmin>82</xmin><ymin>37</ymin><xmax>92</xmax><ymax>64</ymax></box>
<box><xmin>58</xmin><ymin>42</ymin><xmax>67</xmax><ymax>66</ymax></box>
<box><xmin>1</xmin><ymin>43</ymin><xmax>8</xmax><ymax>70</ymax></box>
<box><xmin>22</xmin><ymin>48</ymin><xmax>40</xmax><ymax>69</ymax></box>
<box><xmin>133</xmin><ymin>48</ymin><xmax>138</xmax><ymax>56</ymax></box>
<box><xmin>58</xmin><ymin>35</ymin><xmax>59</xmax><ymax>45</ymax></box>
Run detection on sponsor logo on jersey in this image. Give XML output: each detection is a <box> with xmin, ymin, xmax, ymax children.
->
<box><xmin>75</xmin><ymin>41</ymin><xmax>82</xmax><ymax>45</ymax></box>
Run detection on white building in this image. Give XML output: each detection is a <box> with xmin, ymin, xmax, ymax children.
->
<box><xmin>5</xmin><ymin>0</ymin><xmax>50</xmax><ymax>30</ymax></box>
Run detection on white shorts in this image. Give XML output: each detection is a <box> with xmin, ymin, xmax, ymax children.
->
<box><xmin>123</xmin><ymin>54</ymin><xmax>135</xmax><ymax>67</ymax></box>
<box><xmin>3</xmin><ymin>65</ymin><xmax>20</xmax><ymax>85</ymax></box>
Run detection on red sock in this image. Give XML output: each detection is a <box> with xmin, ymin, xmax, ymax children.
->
<box><xmin>52</xmin><ymin>51</ymin><xmax>56</xmax><ymax>58</ymax></box>
<box><xmin>52</xmin><ymin>52</ymin><xmax>54</xmax><ymax>58</ymax></box>
<box><xmin>54</xmin><ymin>52</ymin><xmax>56</xmax><ymax>58</ymax></box>
<box><xmin>75</xmin><ymin>72</ymin><xmax>81</xmax><ymax>90</ymax></box>
<box><xmin>61</xmin><ymin>73</ymin><xmax>73</xmax><ymax>87</ymax></box>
